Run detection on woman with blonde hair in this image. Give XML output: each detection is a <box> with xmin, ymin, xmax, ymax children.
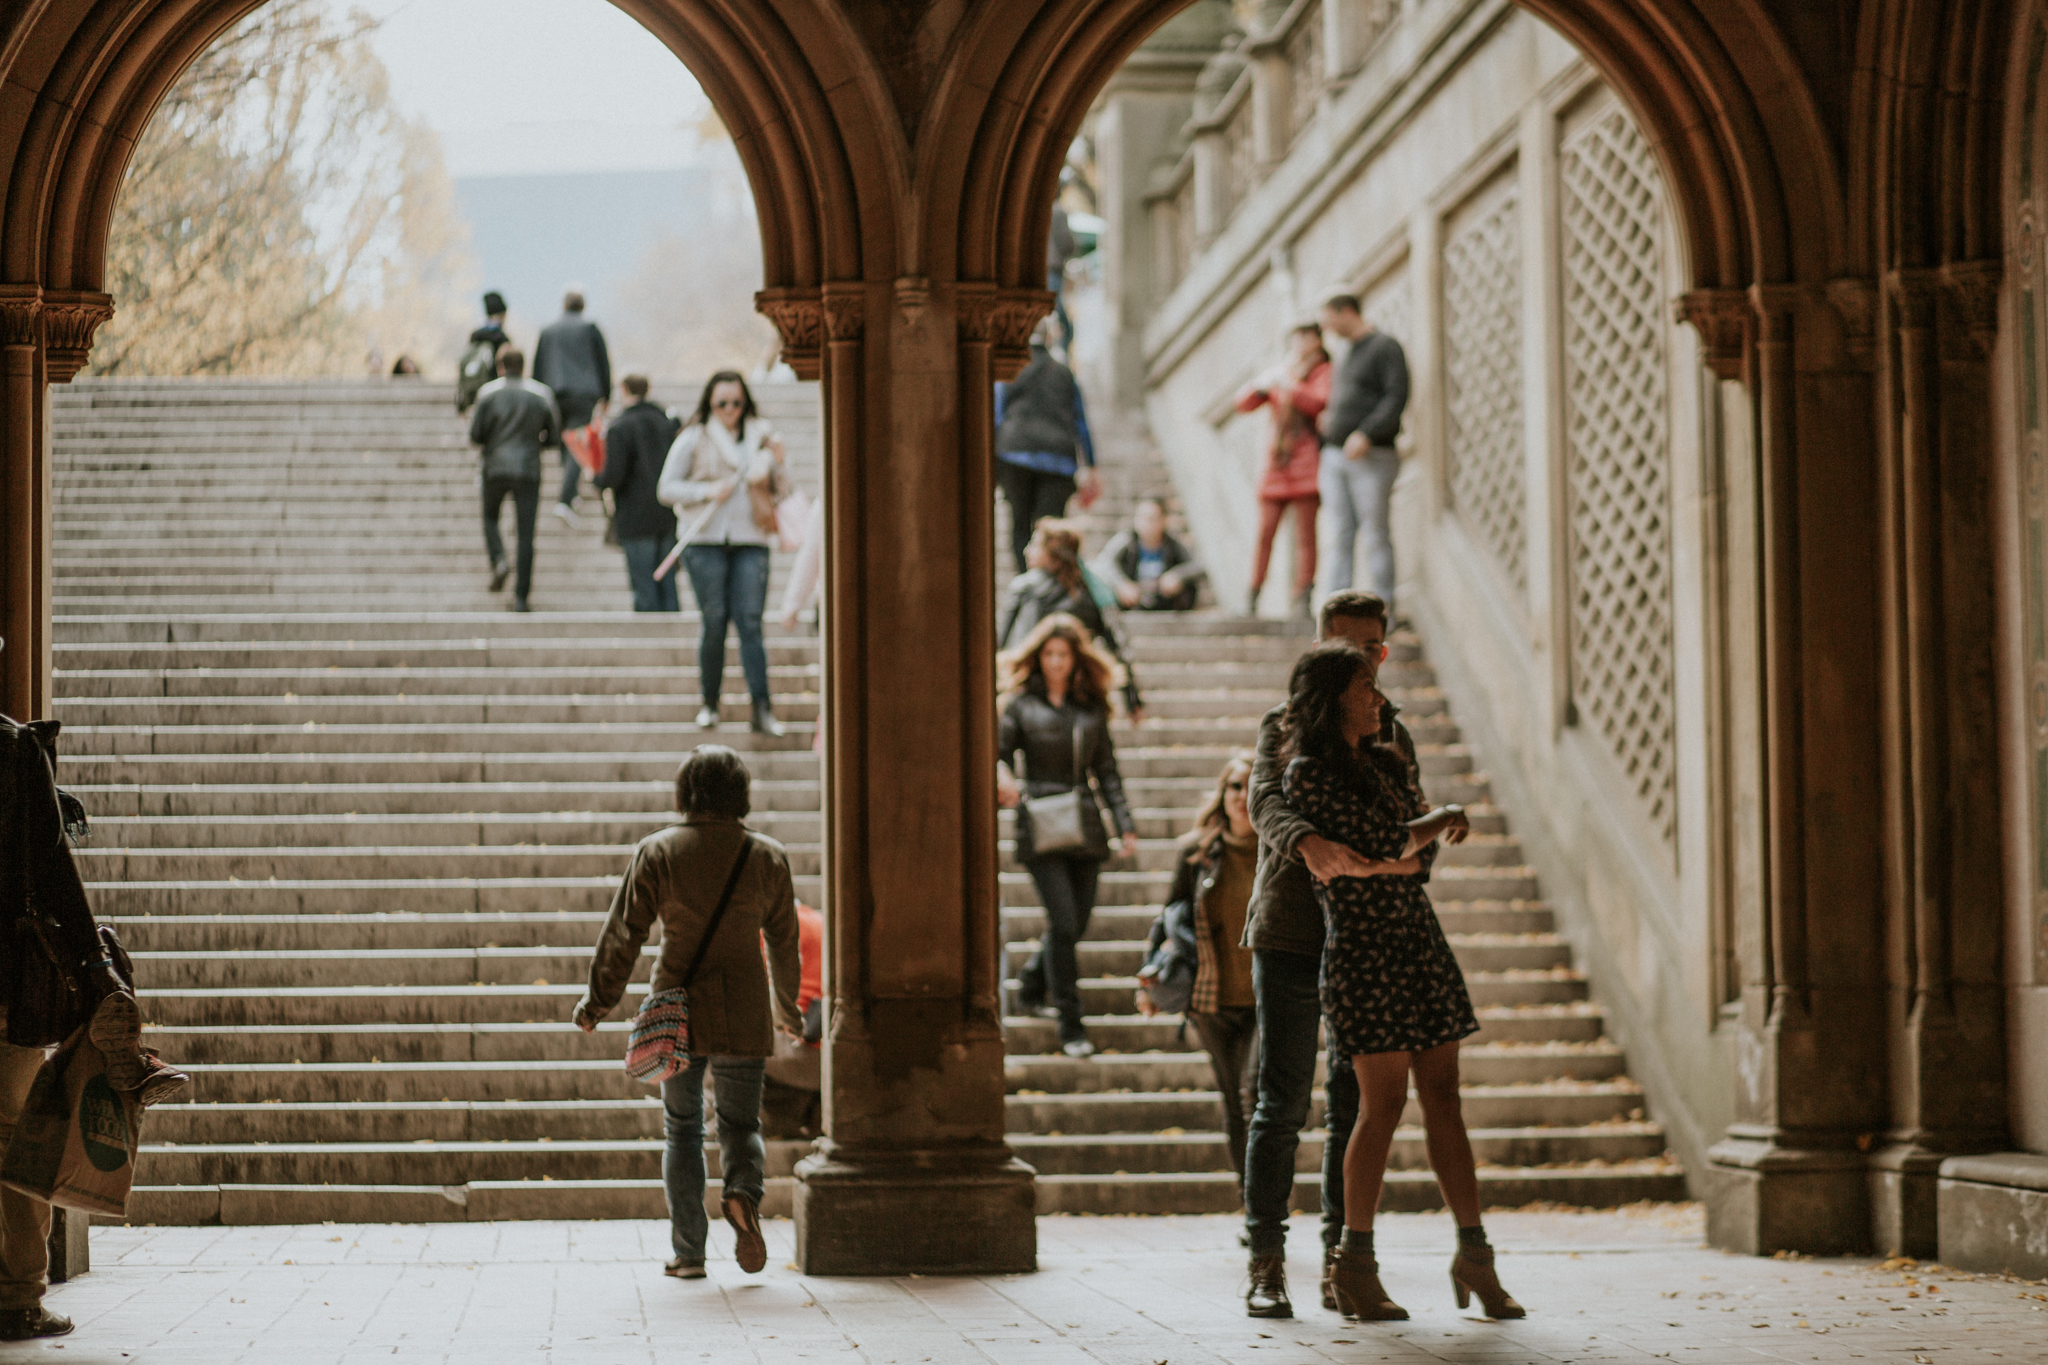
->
<box><xmin>1139</xmin><ymin>750</ymin><xmax>1262</xmax><ymax>1185</ymax></box>
<box><xmin>995</xmin><ymin>612</ymin><xmax>1138</xmax><ymax>1057</ymax></box>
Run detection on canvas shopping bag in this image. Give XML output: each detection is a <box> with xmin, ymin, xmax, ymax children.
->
<box><xmin>0</xmin><ymin>1026</ymin><xmax>141</xmax><ymax>1216</ymax></box>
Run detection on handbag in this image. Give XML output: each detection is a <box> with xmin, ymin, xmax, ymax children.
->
<box><xmin>1137</xmin><ymin>897</ymin><xmax>1199</xmax><ymax>1016</ymax></box>
<box><xmin>623</xmin><ymin>837</ymin><xmax>754</xmax><ymax>1084</ymax></box>
<box><xmin>1020</xmin><ymin>716</ymin><xmax>1091</xmax><ymax>855</ymax></box>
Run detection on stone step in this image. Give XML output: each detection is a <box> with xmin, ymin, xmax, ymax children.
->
<box><xmin>57</xmin><ymin>750</ymin><xmax>825</xmax><ymax>786</ymax></box>
<box><xmin>90</xmin><ymin>878</ymin><xmax>823</xmax><ymax>917</ymax></box>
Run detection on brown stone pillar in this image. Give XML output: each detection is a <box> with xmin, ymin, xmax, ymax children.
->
<box><xmin>1865</xmin><ymin>264</ymin><xmax>2010</xmax><ymax>1256</ymax></box>
<box><xmin>0</xmin><ymin>286</ymin><xmax>110</xmax><ymax>721</ymax></box>
<box><xmin>765</xmin><ymin>279</ymin><xmax>1047</xmax><ymax>1276</ymax></box>
<box><xmin>1701</xmin><ymin>284</ymin><xmax>1890</xmax><ymax>1256</ymax></box>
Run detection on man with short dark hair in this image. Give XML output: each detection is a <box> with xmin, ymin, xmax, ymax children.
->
<box><xmin>1240</xmin><ymin>589</ymin><xmax>1429</xmax><ymax>1318</ymax></box>
<box><xmin>597</xmin><ymin>374</ymin><xmax>682</xmax><ymax>612</ymax></box>
<box><xmin>533</xmin><ymin>290</ymin><xmax>612</xmax><ymax>526</ymax></box>
<box><xmin>468</xmin><ymin>347</ymin><xmax>561</xmax><ymax>612</ymax></box>
<box><xmin>455</xmin><ymin>291</ymin><xmax>509</xmax><ymax>415</ymax></box>
<box><xmin>1316</xmin><ymin>294</ymin><xmax>1410</xmax><ymax>612</ymax></box>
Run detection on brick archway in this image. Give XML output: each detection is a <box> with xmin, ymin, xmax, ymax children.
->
<box><xmin>0</xmin><ymin>0</ymin><xmax>2011</xmax><ymax>1272</ymax></box>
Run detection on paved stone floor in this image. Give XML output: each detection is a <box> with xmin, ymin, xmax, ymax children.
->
<box><xmin>7</xmin><ymin>1206</ymin><xmax>2047</xmax><ymax>1364</ymax></box>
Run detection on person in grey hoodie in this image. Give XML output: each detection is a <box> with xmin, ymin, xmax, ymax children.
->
<box><xmin>467</xmin><ymin>347</ymin><xmax>561</xmax><ymax>612</ymax></box>
<box><xmin>1316</xmin><ymin>294</ymin><xmax>1410</xmax><ymax>611</ymax></box>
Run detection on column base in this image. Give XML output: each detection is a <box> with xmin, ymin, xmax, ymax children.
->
<box><xmin>794</xmin><ymin>1143</ymin><xmax>1037</xmax><ymax>1275</ymax></box>
<box><xmin>1706</xmin><ymin>1135</ymin><xmax>1870</xmax><ymax>1255</ymax></box>
<box><xmin>1867</xmin><ymin>1143</ymin><xmax>1946</xmax><ymax>1259</ymax></box>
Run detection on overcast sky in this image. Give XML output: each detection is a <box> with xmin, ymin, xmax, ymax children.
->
<box><xmin>346</xmin><ymin>0</ymin><xmax>714</xmax><ymax>177</ymax></box>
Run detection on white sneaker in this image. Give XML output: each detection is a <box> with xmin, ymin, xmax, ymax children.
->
<box><xmin>552</xmin><ymin>502</ymin><xmax>579</xmax><ymax>528</ymax></box>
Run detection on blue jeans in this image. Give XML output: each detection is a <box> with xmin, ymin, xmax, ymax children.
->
<box><xmin>681</xmin><ymin>543</ymin><xmax>772</xmax><ymax>705</ymax></box>
<box><xmin>1242</xmin><ymin>948</ymin><xmax>1358</xmax><ymax>1254</ymax></box>
<box><xmin>1319</xmin><ymin>443</ymin><xmax>1400</xmax><ymax>610</ymax></box>
<box><xmin>619</xmin><ymin>535</ymin><xmax>680</xmax><ymax>612</ymax></box>
<box><xmin>662</xmin><ymin>1054</ymin><xmax>767</xmax><ymax>1263</ymax></box>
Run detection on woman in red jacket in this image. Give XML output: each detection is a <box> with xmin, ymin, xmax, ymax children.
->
<box><xmin>1236</xmin><ymin>323</ymin><xmax>1331</xmax><ymax>619</ymax></box>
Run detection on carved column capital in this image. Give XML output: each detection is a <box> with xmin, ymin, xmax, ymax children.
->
<box><xmin>955</xmin><ymin>285</ymin><xmax>1054</xmax><ymax>380</ymax></box>
<box><xmin>892</xmin><ymin>276</ymin><xmax>929</xmax><ymax>329</ymax></box>
<box><xmin>1938</xmin><ymin>259</ymin><xmax>2001</xmax><ymax>359</ymax></box>
<box><xmin>1824</xmin><ymin>277</ymin><xmax>1879</xmax><ymax>369</ymax></box>
<box><xmin>0</xmin><ymin>284</ymin><xmax>41</xmax><ymax>350</ymax></box>
<box><xmin>1673</xmin><ymin>288</ymin><xmax>1749</xmax><ymax>379</ymax></box>
<box><xmin>821</xmin><ymin>281</ymin><xmax>866</xmax><ymax>342</ymax></box>
<box><xmin>41</xmin><ymin>290</ymin><xmax>113</xmax><ymax>382</ymax></box>
<box><xmin>955</xmin><ymin>284</ymin><xmax>999</xmax><ymax>344</ymax></box>
<box><xmin>1885</xmin><ymin>267</ymin><xmax>1943</xmax><ymax>330</ymax></box>
<box><xmin>755</xmin><ymin>286</ymin><xmax>824</xmax><ymax>380</ymax></box>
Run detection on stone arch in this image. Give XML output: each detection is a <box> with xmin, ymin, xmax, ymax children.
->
<box><xmin>938</xmin><ymin>0</ymin><xmax>1849</xmax><ymax>310</ymax></box>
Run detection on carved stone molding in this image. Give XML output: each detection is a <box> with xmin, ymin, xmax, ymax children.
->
<box><xmin>1673</xmin><ymin>288</ymin><xmax>1749</xmax><ymax>379</ymax></box>
<box><xmin>42</xmin><ymin>290</ymin><xmax>113</xmax><ymax>382</ymax></box>
<box><xmin>955</xmin><ymin>285</ymin><xmax>1054</xmax><ymax>379</ymax></box>
<box><xmin>821</xmin><ymin>282</ymin><xmax>866</xmax><ymax>343</ymax></box>
<box><xmin>1824</xmin><ymin>277</ymin><xmax>1878</xmax><ymax>369</ymax></box>
<box><xmin>1938</xmin><ymin>259</ymin><xmax>2001</xmax><ymax>359</ymax></box>
<box><xmin>955</xmin><ymin>284</ymin><xmax>999</xmax><ymax>344</ymax></box>
<box><xmin>1885</xmin><ymin>268</ymin><xmax>1942</xmax><ymax>331</ymax></box>
<box><xmin>1750</xmin><ymin>283</ymin><xmax>1805</xmax><ymax>346</ymax></box>
<box><xmin>893</xmin><ymin>276</ymin><xmax>929</xmax><ymax>329</ymax></box>
<box><xmin>0</xmin><ymin>284</ymin><xmax>40</xmax><ymax>350</ymax></box>
<box><xmin>755</xmin><ymin>286</ymin><xmax>824</xmax><ymax>380</ymax></box>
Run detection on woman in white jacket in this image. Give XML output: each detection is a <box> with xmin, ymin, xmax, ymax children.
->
<box><xmin>658</xmin><ymin>371</ymin><xmax>790</xmax><ymax>737</ymax></box>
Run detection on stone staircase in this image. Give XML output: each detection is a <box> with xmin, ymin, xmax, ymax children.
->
<box><xmin>49</xmin><ymin>377</ymin><xmax>1683</xmax><ymax>1226</ymax></box>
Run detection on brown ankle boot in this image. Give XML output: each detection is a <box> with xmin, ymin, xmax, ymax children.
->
<box><xmin>1450</xmin><ymin>1244</ymin><xmax>1526</xmax><ymax>1319</ymax></box>
<box><xmin>1320</xmin><ymin>1245</ymin><xmax>1340</xmax><ymax>1312</ymax></box>
<box><xmin>1328</xmin><ymin>1247</ymin><xmax>1408</xmax><ymax>1321</ymax></box>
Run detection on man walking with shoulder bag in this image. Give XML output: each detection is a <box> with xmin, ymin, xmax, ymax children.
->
<box><xmin>1239</xmin><ymin>591</ymin><xmax>1429</xmax><ymax>1318</ymax></box>
<box><xmin>533</xmin><ymin>290</ymin><xmax>612</xmax><ymax>527</ymax></box>
<box><xmin>1316</xmin><ymin>295</ymin><xmax>1409</xmax><ymax>614</ymax></box>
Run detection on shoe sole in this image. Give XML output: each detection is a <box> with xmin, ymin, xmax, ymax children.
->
<box><xmin>664</xmin><ymin>1263</ymin><xmax>707</xmax><ymax>1279</ymax></box>
<box><xmin>724</xmin><ymin>1197</ymin><xmax>768</xmax><ymax>1274</ymax></box>
<box><xmin>1245</xmin><ymin>1303</ymin><xmax>1294</xmax><ymax>1319</ymax></box>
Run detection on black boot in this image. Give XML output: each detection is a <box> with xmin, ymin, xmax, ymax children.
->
<box><xmin>0</xmin><ymin>1307</ymin><xmax>74</xmax><ymax>1342</ymax></box>
<box><xmin>1246</xmin><ymin>1252</ymin><xmax>1293</xmax><ymax>1319</ymax></box>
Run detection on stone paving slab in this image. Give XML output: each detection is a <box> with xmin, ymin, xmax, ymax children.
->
<box><xmin>12</xmin><ymin>1207</ymin><xmax>2048</xmax><ymax>1364</ymax></box>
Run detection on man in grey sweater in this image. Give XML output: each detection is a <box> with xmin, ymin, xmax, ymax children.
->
<box><xmin>1240</xmin><ymin>590</ymin><xmax>1430</xmax><ymax>1319</ymax></box>
<box><xmin>1317</xmin><ymin>294</ymin><xmax>1410</xmax><ymax>612</ymax></box>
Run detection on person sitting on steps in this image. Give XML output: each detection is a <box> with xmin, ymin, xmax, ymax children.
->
<box><xmin>1093</xmin><ymin>497</ymin><xmax>1205</xmax><ymax>612</ymax></box>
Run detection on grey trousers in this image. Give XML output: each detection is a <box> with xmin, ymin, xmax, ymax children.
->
<box><xmin>1319</xmin><ymin>443</ymin><xmax>1400</xmax><ymax>609</ymax></box>
<box><xmin>0</xmin><ymin>1040</ymin><xmax>52</xmax><ymax>1310</ymax></box>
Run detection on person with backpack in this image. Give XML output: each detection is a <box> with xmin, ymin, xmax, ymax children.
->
<box><xmin>1138</xmin><ymin>751</ymin><xmax>1260</xmax><ymax>1189</ymax></box>
<box><xmin>993</xmin><ymin>318</ymin><xmax>1097</xmax><ymax>575</ymax></box>
<box><xmin>455</xmin><ymin>291</ymin><xmax>510</xmax><ymax>415</ymax></box>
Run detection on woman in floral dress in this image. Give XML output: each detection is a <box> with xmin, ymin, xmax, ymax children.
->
<box><xmin>1279</xmin><ymin>642</ymin><xmax>1525</xmax><ymax>1322</ymax></box>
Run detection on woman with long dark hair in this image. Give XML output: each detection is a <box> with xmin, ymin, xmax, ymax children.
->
<box><xmin>998</xmin><ymin>517</ymin><xmax>1143</xmax><ymax>717</ymax></box>
<box><xmin>1279</xmin><ymin>642</ymin><xmax>1524</xmax><ymax>1322</ymax></box>
<box><xmin>658</xmin><ymin>370</ymin><xmax>791</xmax><ymax>736</ymax></box>
<box><xmin>996</xmin><ymin>612</ymin><xmax>1138</xmax><ymax>1058</ymax></box>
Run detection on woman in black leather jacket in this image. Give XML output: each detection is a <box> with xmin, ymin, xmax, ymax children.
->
<box><xmin>996</xmin><ymin>612</ymin><xmax>1138</xmax><ymax>1058</ymax></box>
<box><xmin>997</xmin><ymin>519</ymin><xmax>1143</xmax><ymax>718</ymax></box>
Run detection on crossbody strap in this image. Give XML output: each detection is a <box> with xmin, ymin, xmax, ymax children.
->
<box><xmin>680</xmin><ymin>836</ymin><xmax>754</xmax><ymax>987</ymax></box>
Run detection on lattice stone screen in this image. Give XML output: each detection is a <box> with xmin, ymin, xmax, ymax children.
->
<box><xmin>1365</xmin><ymin>269</ymin><xmax>1411</xmax><ymax>350</ymax></box>
<box><xmin>1441</xmin><ymin>176</ymin><xmax>1527</xmax><ymax>593</ymax></box>
<box><xmin>1560</xmin><ymin>102</ymin><xmax>1676</xmax><ymax>847</ymax></box>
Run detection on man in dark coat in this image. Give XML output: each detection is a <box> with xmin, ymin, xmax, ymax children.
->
<box><xmin>993</xmin><ymin>320</ymin><xmax>1097</xmax><ymax>574</ymax></box>
<box><xmin>596</xmin><ymin>374</ymin><xmax>682</xmax><ymax>611</ymax></box>
<box><xmin>532</xmin><ymin>291</ymin><xmax>612</xmax><ymax>526</ymax></box>
<box><xmin>467</xmin><ymin>347</ymin><xmax>562</xmax><ymax>612</ymax></box>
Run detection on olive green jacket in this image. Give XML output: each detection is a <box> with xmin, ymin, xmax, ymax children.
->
<box><xmin>582</xmin><ymin>816</ymin><xmax>803</xmax><ymax>1058</ymax></box>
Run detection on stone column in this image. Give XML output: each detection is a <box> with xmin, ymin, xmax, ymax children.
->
<box><xmin>0</xmin><ymin>286</ymin><xmax>109</xmax><ymax>720</ymax></box>
<box><xmin>761</xmin><ymin>280</ymin><xmax>1048</xmax><ymax>1276</ymax></box>
<box><xmin>1694</xmin><ymin>283</ymin><xmax>1892</xmax><ymax>1256</ymax></box>
<box><xmin>1866</xmin><ymin>264</ymin><xmax>2010</xmax><ymax>1256</ymax></box>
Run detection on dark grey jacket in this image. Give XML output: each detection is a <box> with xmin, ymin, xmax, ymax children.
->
<box><xmin>467</xmin><ymin>377</ymin><xmax>562</xmax><ymax>482</ymax></box>
<box><xmin>596</xmin><ymin>400</ymin><xmax>681</xmax><ymax>541</ymax></box>
<box><xmin>533</xmin><ymin>314</ymin><xmax>612</xmax><ymax>401</ymax></box>
<box><xmin>999</xmin><ymin>691</ymin><xmax>1135</xmax><ymax>862</ymax></box>
<box><xmin>1321</xmin><ymin>330</ymin><xmax>1410</xmax><ymax>449</ymax></box>
<box><xmin>1242</xmin><ymin>700</ymin><xmax>1428</xmax><ymax>957</ymax></box>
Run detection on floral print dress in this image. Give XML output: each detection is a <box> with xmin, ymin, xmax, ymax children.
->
<box><xmin>1283</xmin><ymin>750</ymin><xmax>1478</xmax><ymax>1057</ymax></box>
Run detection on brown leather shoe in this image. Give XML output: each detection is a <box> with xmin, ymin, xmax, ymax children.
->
<box><xmin>1450</xmin><ymin>1244</ymin><xmax>1526</xmax><ymax>1318</ymax></box>
<box><xmin>1245</xmin><ymin>1252</ymin><xmax>1292</xmax><ymax>1318</ymax></box>
<box><xmin>1328</xmin><ymin>1247</ymin><xmax>1408</xmax><ymax>1321</ymax></box>
<box><xmin>723</xmin><ymin>1192</ymin><xmax>768</xmax><ymax>1274</ymax></box>
<box><xmin>1321</xmin><ymin>1245</ymin><xmax>1341</xmax><ymax>1312</ymax></box>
